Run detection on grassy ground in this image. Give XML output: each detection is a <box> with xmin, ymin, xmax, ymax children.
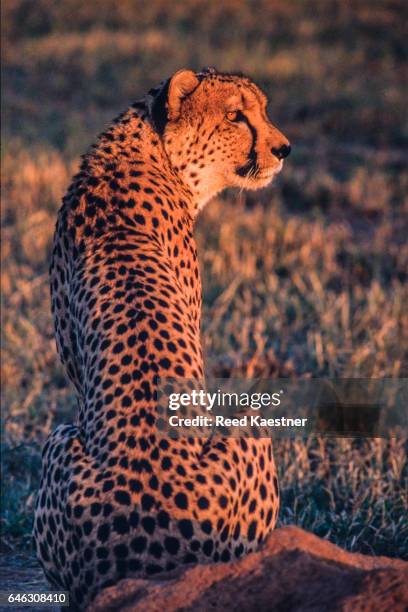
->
<box><xmin>2</xmin><ymin>0</ymin><xmax>407</xmax><ymax>560</ymax></box>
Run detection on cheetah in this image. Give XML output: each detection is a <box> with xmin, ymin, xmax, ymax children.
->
<box><xmin>34</xmin><ymin>67</ymin><xmax>291</xmax><ymax>610</ymax></box>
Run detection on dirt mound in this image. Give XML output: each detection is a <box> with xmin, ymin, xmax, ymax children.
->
<box><xmin>88</xmin><ymin>526</ymin><xmax>408</xmax><ymax>612</ymax></box>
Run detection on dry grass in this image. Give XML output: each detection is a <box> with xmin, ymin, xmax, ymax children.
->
<box><xmin>1</xmin><ymin>0</ymin><xmax>407</xmax><ymax>559</ymax></box>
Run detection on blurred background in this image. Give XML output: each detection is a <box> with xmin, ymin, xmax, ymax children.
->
<box><xmin>1</xmin><ymin>0</ymin><xmax>407</xmax><ymax>563</ymax></box>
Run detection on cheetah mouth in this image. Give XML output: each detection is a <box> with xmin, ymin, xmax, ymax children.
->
<box><xmin>235</xmin><ymin>161</ymin><xmax>283</xmax><ymax>187</ymax></box>
<box><xmin>255</xmin><ymin>161</ymin><xmax>283</xmax><ymax>180</ymax></box>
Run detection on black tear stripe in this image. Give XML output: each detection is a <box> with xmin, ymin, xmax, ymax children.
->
<box><xmin>150</xmin><ymin>79</ymin><xmax>171</xmax><ymax>136</ymax></box>
<box><xmin>235</xmin><ymin>111</ymin><xmax>258</xmax><ymax>177</ymax></box>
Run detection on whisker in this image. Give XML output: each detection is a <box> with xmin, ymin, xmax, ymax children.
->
<box><xmin>238</xmin><ymin>163</ymin><xmax>259</xmax><ymax>195</ymax></box>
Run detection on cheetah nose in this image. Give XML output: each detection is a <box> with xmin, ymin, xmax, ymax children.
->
<box><xmin>271</xmin><ymin>143</ymin><xmax>291</xmax><ymax>160</ymax></box>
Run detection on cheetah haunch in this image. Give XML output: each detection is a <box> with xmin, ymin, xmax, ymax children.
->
<box><xmin>34</xmin><ymin>67</ymin><xmax>290</xmax><ymax>609</ymax></box>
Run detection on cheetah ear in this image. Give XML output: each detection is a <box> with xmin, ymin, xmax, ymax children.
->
<box><xmin>167</xmin><ymin>70</ymin><xmax>199</xmax><ymax>121</ymax></box>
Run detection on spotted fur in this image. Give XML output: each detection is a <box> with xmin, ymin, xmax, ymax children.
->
<box><xmin>34</xmin><ymin>68</ymin><xmax>290</xmax><ymax>610</ymax></box>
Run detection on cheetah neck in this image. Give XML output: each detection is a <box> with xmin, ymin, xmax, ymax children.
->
<box><xmin>81</xmin><ymin>104</ymin><xmax>212</xmax><ymax>222</ymax></box>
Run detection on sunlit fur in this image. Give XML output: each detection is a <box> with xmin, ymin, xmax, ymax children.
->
<box><xmin>162</xmin><ymin>71</ymin><xmax>290</xmax><ymax>212</ymax></box>
<box><xmin>34</xmin><ymin>69</ymin><xmax>286</xmax><ymax>609</ymax></box>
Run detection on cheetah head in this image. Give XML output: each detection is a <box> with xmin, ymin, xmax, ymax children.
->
<box><xmin>150</xmin><ymin>67</ymin><xmax>290</xmax><ymax>211</ymax></box>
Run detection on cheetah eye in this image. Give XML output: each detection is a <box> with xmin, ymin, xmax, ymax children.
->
<box><xmin>226</xmin><ymin>111</ymin><xmax>239</xmax><ymax>122</ymax></box>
